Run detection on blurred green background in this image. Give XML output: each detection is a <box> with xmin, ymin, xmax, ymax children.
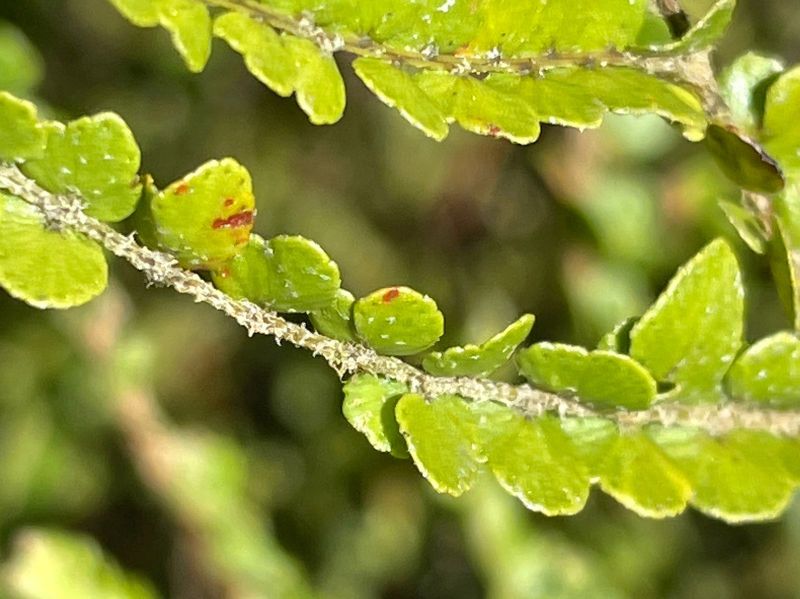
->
<box><xmin>1</xmin><ymin>1</ymin><xmax>800</xmax><ymax>597</ymax></box>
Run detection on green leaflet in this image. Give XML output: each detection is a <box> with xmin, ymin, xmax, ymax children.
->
<box><xmin>651</xmin><ymin>427</ymin><xmax>798</xmax><ymax>522</ymax></box>
<box><xmin>109</xmin><ymin>0</ymin><xmax>211</xmax><ymax>72</ymax></box>
<box><xmin>718</xmin><ymin>199</ymin><xmax>768</xmax><ymax>254</ymax></box>
<box><xmin>763</xmin><ymin>65</ymin><xmax>800</xmax><ymax>176</ymax></box>
<box><xmin>560</xmin><ymin>417</ymin><xmax>619</xmax><ymax>476</ymax></box>
<box><xmin>4</xmin><ymin>529</ymin><xmax>158</xmax><ymax>599</ymax></box>
<box><xmin>726</xmin><ymin>332</ymin><xmax>800</xmax><ymax>407</ymax></box>
<box><xmin>485</xmin><ymin>68</ymin><xmax>706</xmax><ymax>138</ymax></box>
<box><xmin>771</xmin><ymin>185</ymin><xmax>800</xmax><ymax>330</ymax></box>
<box><xmin>212</xmin><ymin>234</ymin><xmax>341</xmax><ymax>312</ymax></box>
<box><xmin>479</xmin><ymin>409</ymin><xmax>591</xmax><ymax>516</ymax></box>
<box><xmin>111</xmin><ymin>0</ymin><xmax>718</xmax><ymax>142</ymax></box>
<box><xmin>281</xmin><ymin>36</ymin><xmax>346</xmax><ymax>125</ymax></box>
<box><xmin>108</xmin><ymin>0</ymin><xmax>160</xmax><ymax>26</ymax></box>
<box><xmin>152</xmin><ymin>158</ymin><xmax>255</xmax><ymax>269</ymax></box>
<box><xmin>159</xmin><ymin>0</ymin><xmax>212</xmax><ymax>73</ymax></box>
<box><xmin>396</xmin><ymin>393</ymin><xmax>483</xmax><ymax>494</ymax></box>
<box><xmin>214</xmin><ymin>12</ymin><xmax>346</xmax><ymax>123</ymax></box>
<box><xmin>657</xmin><ymin>0</ymin><xmax>736</xmax><ymax>53</ymax></box>
<box><xmin>353</xmin><ymin>58</ymin><xmax>449</xmax><ymax>142</ymax></box>
<box><xmin>517</xmin><ymin>343</ymin><xmax>657</xmax><ymax>410</ymax></box>
<box><xmin>598</xmin><ymin>433</ymin><xmax>692</xmax><ymax>518</ymax></box>
<box><xmin>213</xmin><ymin>11</ymin><xmax>295</xmax><ymax>97</ymax></box>
<box><xmin>719</xmin><ymin>52</ymin><xmax>784</xmax><ymax>133</ymax></box>
<box><xmin>0</xmin><ymin>193</ymin><xmax>107</xmax><ymax>309</ymax></box>
<box><xmin>0</xmin><ymin>21</ymin><xmax>44</xmax><ymax>95</ymax></box>
<box><xmin>629</xmin><ymin>238</ymin><xmax>744</xmax><ymax>403</ymax></box>
<box><xmin>468</xmin><ymin>0</ymin><xmax>649</xmax><ymax>54</ymax></box>
<box><xmin>342</xmin><ymin>374</ymin><xmax>409</xmax><ymax>457</ymax></box>
<box><xmin>309</xmin><ymin>288</ymin><xmax>356</xmax><ymax>341</ymax></box>
<box><xmin>21</xmin><ymin>113</ymin><xmax>142</xmax><ymax>222</ymax></box>
<box><xmin>292</xmin><ymin>0</ymin><xmax>649</xmax><ymax>55</ymax></box>
<box><xmin>422</xmin><ymin>314</ymin><xmax>534</xmax><ymax>377</ymax></box>
<box><xmin>0</xmin><ymin>92</ymin><xmax>46</xmax><ymax>161</ymax></box>
<box><xmin>358</xmin><ymin>65</ymin><xmax>706</xmax><ymax>143</ymax></box>
<box><xmin>596</xmin><ymin>316</ymin><xmax>638</xmax><ymax>353</ymax></box>
<box><xmin>704</xmin><ymin>124</ymin><xmax>784</xmax><ymax>193</ymax></box>
<box><xmin>353</xmin><ymin>286</ymin><xmax>444</xmax><ymax>356</ymax></box>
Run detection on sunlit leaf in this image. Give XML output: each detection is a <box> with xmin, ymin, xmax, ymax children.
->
<box><xmin>0</xmin><ymin>193</ymin><xmax>107</xmax><ymax>309</ymax></box>
<box><xmin>719</xmin><ymin>52</ymin><xmax>784</xmax><ymax>133</ymax></box>
<box><xmin>0</xmin><ymin>91</ymin><xmax>45</xmax><ymax>161</ymax></box>
<box><xmin>213</xmin><ymin>11</ymin><xmax>295</xmax><ymax>97</ymax></box>
<box><xmin>353</xmin><ymin>286</ymin><xmax>444</xmax><ymax>355</ymax></box>
<box><xmin>479</xmin><ymin>409</ymin><xmax>591</xmax><ymax>516</ymax></box>
<box><xmin>212</xmin><ymin>234</ymin><xmax>341</xmax><ymax>311</ymax></box>
<box><xmin>629</xmin><ymin>239</ymin><xmax>743</xmax><ymax>403</ymax></box>
<box><xmin>517</xmin><ymin>343</ymin><xmax>657</xmax><ymax>410</ymax></box>
<box><xmin>726</xmin><ymin>332</ymin><xmax>800</xmax><ymax>407</ymax></box>
<box><xmin>282</xmin><ymin>35</ymin><xmax>346</xmax><ymax>125</ymax></box>
<box><xmin>396</xmin><ymin>393</ymin><xmax>482</xmax><ymax>496</ymax></box>
<box><xmin>110</xmin><ymin>0</ymin><xmax>212</xmax><ymax>71</ymax></box>
<box><xmin>422</xmin><ymin>314</ymin><xmax>534</xmax><ymax>377</ymax></box>
<box><xmin>353</xmin><ymin>58</ymin><xmax>449</xmax><ymax>141</ymax></box>
<box><xmin>652</xmin><ymin>427</ymin><xmax>798</xmax><ymax>522</ymax></box>
<box><xmin>598</xmin><ymin>432</ymin><xmax>691</xmax><ymax>518</ymax></box>
<box><xmin>718</xmin><ymin>198</ymin><xmax>768</xmax><ymax>254</ymax></box>
<box><xmin>152</xmin><ymin>158</ymin><xmax>255</xmax><ymax>269</ymax></box>
<box><xmin>763</xmin><ymin>65</ymin><xmax>800</xmax><ymax>176</ymax></box>
<box><xmin>771</xmin><ymin>185</ymin><xmax>800</xmax><ymax>330</ymax></box>
<box><xmin>310</xmin><ymin>288</ymin><xmax>356</xmax><ymax>341</ymax></box>
<box><xmin>21</xmin><ymin>113</ymin><xmax>142</xmax><ymax>222</ymax></box>
<box><xmin>342</xmin><ymin>374</ymin><xmax>409</xmax><ymax>457</ymax></box>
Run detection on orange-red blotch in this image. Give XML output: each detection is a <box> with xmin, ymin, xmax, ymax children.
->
<box><xmin>175</xmin><ymin>183</ymin><xmax>190</xmax><ymax>195</ymax></box>
<box><xmin>382</xmin><ymin>288</ymin><xmax>400</xmax><ymax>303</ymax></box>
<box><xmin>212</xmin><ymin>210</ymin><xmax>254</xmax><ymax>229</ymax></box>
<box><xmin>223</xmin><ymin>197</ymin><xmax>235</xmax><ymax>207</ymax></box>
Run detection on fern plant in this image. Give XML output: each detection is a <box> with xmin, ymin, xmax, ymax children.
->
<box><xmin>1</xmin><ymin>0</ymin><xmax>799</xmax><ymax>538</ymax></box>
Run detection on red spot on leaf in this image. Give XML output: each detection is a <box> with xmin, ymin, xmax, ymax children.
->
<box><xmin>382</xmin><ymin>288</ymin><xmax>401</xmax><ymax>303</ymax></box>
<box><xmin>224</xmin><ymin>197</ymin><xmax>235</xmax><ymax>207</ymax></box>
<box><xmin>487</xmin><ymin>124</ymin><xmax>501</xmax><ymax>137</ymax></box>
<box><xmin>212</xmin><ymin>211</ymin><xmax>254</xmax><ymax>230</ymax></box>
<box><xmin>175</xmin><ymin>183</ymin><xmax>190</xmax><ymax>195</ymax></box>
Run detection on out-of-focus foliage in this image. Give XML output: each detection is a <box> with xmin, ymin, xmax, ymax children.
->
<box><xmin>1</xmin><ymin>1</ymin><xmax>800</xmax><ymax>597</ymax></box>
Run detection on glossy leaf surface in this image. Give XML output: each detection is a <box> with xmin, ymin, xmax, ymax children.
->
<box><xmin>21</xmin><ymin>113</ymin><xmax>142</xmax><ymax>222</ymax></box>
<box><xmin>342</xmin><ymin>374</ymin><xmax>409</xmax><ymax>457</ymax></box>
<box><xmin>396</xmin><ymin>393</ymin><xmax>482</xmax><ymax>495</ymax></box>
<box><xmin>212</xmin><ymin>234</ymin><xmax>341</xmax><ymax>311</ymax></box>
<box><xmin>480</xmin><ymin>409</ymin><xmax>591</xmax><ymax>516</ymax></box>
<box><xmin>517</xmin><ymin>343</ymin><xmax>657</xmax><ymax>410</ymax></box>
<box><xmin>726</xmin><ymin>332</ymin><xmax>800</xmax><ymax>407</ymax></box>
<box><xmin>763</xmin><ymin>65</ymin><xmax>800</xmax><ymax>176</ymax></box>
<box><xmin>310</xmin><ymin>288</ymin><xmax>356</xmax><ymax>341</ymax></box>
<box><xmin>422</xmin><ymin>314</ymin><xmax>534</xmax><ymax>377</ymax></box>
<box><xmin>353</xmin><ymin>286</ymin><xmax>444</xmax><ymax>355</ymax></box>
<box><xmin>629</xmin><ymin>239</ymin><xmax>743</xmax><ymax>403</ymax></box>
<box><xmin>0</xmin><ymin>193</ymin><xmax>107</xmax><ymax>309</ymax></box>
<box><xmin>0</xmin><ymin>92</ymin><xmax>45</xmax><ymax>161</ymax></box>
<box><xmin>152</xmin><ymin>158</ymin><xmax>255</xmax><ymax>268</ymax></box>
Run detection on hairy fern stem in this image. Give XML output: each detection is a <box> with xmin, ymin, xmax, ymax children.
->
<box><xmin>1</xmin><ymin>162</ymin><xmax>798</xmax><ymax>438</ymax></box>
